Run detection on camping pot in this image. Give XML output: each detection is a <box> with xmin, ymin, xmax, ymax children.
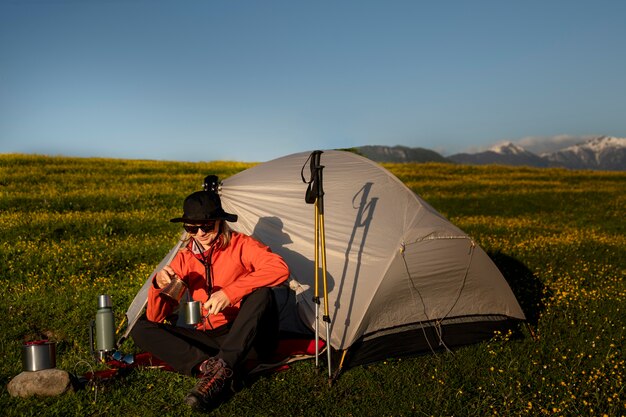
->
<box><xmin>160</xmin><ymin>276</ymin><xmax>187</xmax><ymax>304</ymax></box>
<box><xmin>184</xmin><ymin>301</ymin><xmax>202</xmax><ymax>325</ymax></box>
<box><xmin>22</xmin><ymin>340</ymin><xmax>56</xmax><ymax>372</ymax></box>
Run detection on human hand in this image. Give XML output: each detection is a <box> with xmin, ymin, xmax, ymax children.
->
<box><xmin>203</xmin><ymin>290</ymin><xmax>231</xmax><ymax>315</ymax></box>
<box><xmin>155</xmin><ymin>265</ymin><xmax>176</xmax><ymax>289</ymax></box>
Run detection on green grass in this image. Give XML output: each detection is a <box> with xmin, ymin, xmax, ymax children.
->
<box><xmin>1</xmin><ymin>154</ymin><xmax>625</xmax><ymax>416</ymax></box>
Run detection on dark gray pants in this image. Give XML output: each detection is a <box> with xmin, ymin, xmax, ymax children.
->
<box><xmin>131</xmin><ymin>287</ymin><xmax>279</xmax><ymax>376</ymax></box>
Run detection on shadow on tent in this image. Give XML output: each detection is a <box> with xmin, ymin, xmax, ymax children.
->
<box><xmin>251</xmin><ymin>216</ymin><xmax>335</xmax><ymax>337</ymax></box>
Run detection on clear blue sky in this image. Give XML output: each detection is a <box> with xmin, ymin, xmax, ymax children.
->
<box><xmin>2</xmin><ymin>0</ymin><xmax>625</xmax><ymax>162</ymax></box>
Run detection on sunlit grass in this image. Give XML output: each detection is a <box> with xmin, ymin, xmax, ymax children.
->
<box><xmin>1</xmin><ymin>155</ymin><xmax>624</xmax><ymax>416</ymax></box>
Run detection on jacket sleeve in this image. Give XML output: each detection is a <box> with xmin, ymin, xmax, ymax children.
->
<box><xmin>221</xmin><ymin>236</ymin><xmax>290</xmax><ymax>306</ymax></box>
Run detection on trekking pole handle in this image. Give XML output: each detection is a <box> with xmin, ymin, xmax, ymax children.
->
<box><xmin>316</xmin><ymin>164</ymin><xmax>325</xmax><ymax>215</ymax></box>
<box><xmin>302</xmin><ymin>150</ymin><xmax>324</xmax><ymax>204</ymax></box>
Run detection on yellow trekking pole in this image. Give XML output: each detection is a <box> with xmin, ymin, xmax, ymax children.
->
<box><xmin>302</xmin><ymin>150</ymin><xmax>332</xmax><ymax>381</ymax></box>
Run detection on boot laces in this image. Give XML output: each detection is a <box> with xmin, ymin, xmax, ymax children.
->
<box><xmin>194</xmin><ymin>358</ymin><xmax>233</xmax><ymax>399</ymax></box>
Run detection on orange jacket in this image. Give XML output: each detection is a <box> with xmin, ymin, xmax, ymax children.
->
<box><xmin>147</xmin><ymin>232</ymin><xmax>289</xmax><ymax>329</ymax></box>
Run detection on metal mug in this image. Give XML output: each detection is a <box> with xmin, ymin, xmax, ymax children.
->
<box><xmin>159</xmin><ymin>276</ymin><xmax>187</xmax><ymax>304</ymax></box>
<box><xmin>22</xmin><ymin>340</ymin><xmax>56</xmax><ymax>372</ymax></box>
<box><xmin>184</xmin><ymin>301</ymin><xmax>202</xmax><ymax>325</ymax></box>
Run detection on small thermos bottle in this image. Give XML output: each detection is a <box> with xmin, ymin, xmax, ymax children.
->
<box><xmin>92</xmin><ymin>294</ymin><xmax>116</xmax><ymax>361</ymax></box>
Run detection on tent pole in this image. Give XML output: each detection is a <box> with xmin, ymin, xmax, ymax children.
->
<box><xmin>115</xmin><ymin>316</ymin><xmax>127</xmax><ymax>336</ymax></box>
<box><xmin>331</xmin><ymin>350</ymin><xmax>349</xmax><ymax>382</ymax></box>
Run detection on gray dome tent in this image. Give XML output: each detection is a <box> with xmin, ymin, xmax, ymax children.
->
<box><xmin>120</xmin><ymin>150</ymin><xmax>525</xmax><ymax>371</ymax></box>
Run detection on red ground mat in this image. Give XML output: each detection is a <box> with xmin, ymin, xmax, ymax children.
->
<box><xmin>81</xmin><ymin>338</ymin><xmax>324</xmax><ymax>382</ymax></box>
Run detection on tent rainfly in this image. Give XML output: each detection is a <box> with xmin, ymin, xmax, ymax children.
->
<box><xmin>120</xmin><ymin>150</ymin><xmax>525</xmax><ymax>373</ymax></box>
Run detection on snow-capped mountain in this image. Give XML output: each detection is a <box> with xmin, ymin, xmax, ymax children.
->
<box><xmin>448</xmin><ymin>142</ymin><xmax>549</xmax><ymax>167</ymax></box>
<box><xmin>356</xmin><ymin>136</ymin><xmax>626</xmax><ymax>170</ymax></box>
<box><xmin>542</xmin><ymin>136</ymin><xmax>626</xmax><ymax>170</ymax></box>
<box><xmin>490</xmin><ymin>142</ymin><xmax>527</xmax><ymax>155</ymax></box>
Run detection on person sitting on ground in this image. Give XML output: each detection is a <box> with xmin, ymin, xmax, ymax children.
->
<box><xmin>131</xmin><ymin>189</ymin><xmax>289</xmax><ymax>411</ymax></box>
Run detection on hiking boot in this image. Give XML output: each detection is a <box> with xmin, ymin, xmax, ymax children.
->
<box><xmin>184</xmin><ymin>358</ymin><xmax>233</xmax><ymax>411</ymax></box>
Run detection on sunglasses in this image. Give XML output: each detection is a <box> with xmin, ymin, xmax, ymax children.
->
<box><xmin>183</xmin><ymin>221</ymin><xmax>218</xmax><ymax>234</ymax></box>
<box><xmin>111</xmin><ymin>350</ymin><xmax>135</xmax><ymax>365</ymax></box>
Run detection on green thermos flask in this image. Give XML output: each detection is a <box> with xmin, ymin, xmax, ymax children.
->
<box><xmin>92</xmin><ymin>294</ymin><xmax>115</xmax><ymax>361</ymax></box>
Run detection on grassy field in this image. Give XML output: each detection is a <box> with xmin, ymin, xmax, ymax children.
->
<box><xmin>1</xmin><ymin>154</ymin><xmax>624</xmax><ymax>416</ymax></box>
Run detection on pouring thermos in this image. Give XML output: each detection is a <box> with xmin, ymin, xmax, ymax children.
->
<box><xmin>90</xmin><ymin>294</ymin><xmax>116</xmax><ymax>361</ymax></box>
<box><xmin>159</xmin><ymin>276</ymin><xmax>187</xmax><ymax>304</ymax></box>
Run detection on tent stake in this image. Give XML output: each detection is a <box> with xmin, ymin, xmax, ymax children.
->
<box><xmin>526</xmin><ymin>323</ymin><xmax>538</xmax><ymax>341</ymax></box>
